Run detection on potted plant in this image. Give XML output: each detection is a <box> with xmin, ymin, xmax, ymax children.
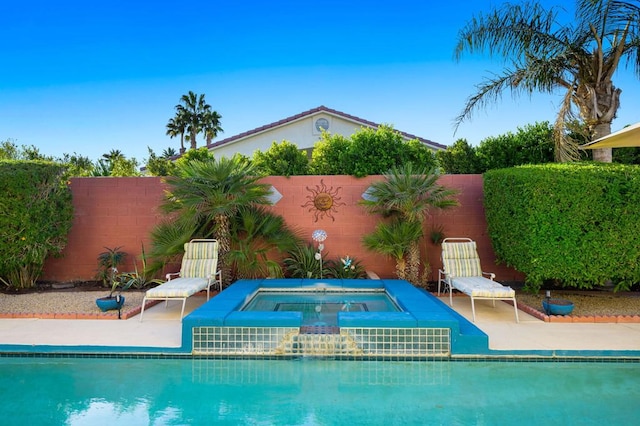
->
<box><xmin>95</xmin><ymin>246</ymin><xmax>128</xmax><ymax>312</ymax></box>
<box><xmin>96</xmin><ymin>246</ymin><xmax>127</xmax><ymax>287</ymax></box>
<box><xmin>95</xmin><ymin>267</ymin><xmax>132</xmax><ymax>312</ymax></box>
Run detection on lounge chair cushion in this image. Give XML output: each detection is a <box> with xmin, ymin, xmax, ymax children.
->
<box><xmin>442</xmin><ymin>241</ymin><xmax>482</xmax><ymax>277</ymax></box>
<box><xmin>145</xmin><ymin>277</ymin><xmax>208</xmax><ymax>298</ymax></box>
<box><xmin>181</xmin><ymin>241</ymin><xmax>218</xmax><ymax>278</ymax></box>
<box><xmin>450</xmin><ymin>277</ymin><xmax>515</xmax><ymax>298</ymax></box>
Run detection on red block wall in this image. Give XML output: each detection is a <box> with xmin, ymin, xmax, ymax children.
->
<box><xmin>42</xmin><ymin>175</ymin><xmax>524</xmax><ymax>282</ymax></box>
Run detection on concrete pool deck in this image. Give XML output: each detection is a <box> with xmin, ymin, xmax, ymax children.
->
<box><xmin>1</xmin><ymin>292</ymin><xmax>640</xmax><ymax>357</ymax></box>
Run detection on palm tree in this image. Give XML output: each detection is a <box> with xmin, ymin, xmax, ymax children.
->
<box><xmin>203</xmin><ymin>109</ymin><xmax>223</xmax><ymax>145</ymax></box>
<box><xmin>170</xmin><ymin>91</ymin><xmax>223</xmax><ymax>151</ymax></box>
<box><xmin>454</xmin><ymin>0</ymin><xmax>640</xmax><ymax>162</ymax></box>
<box><xmin>158</xmin><ymin>155</ymin><xmax>273</xmax><ymax>285</ymax></box>
<box><xmin>161</xmin><ymin>147</ymin><xmax>178</xmax><ymax>159</ymax></box>
<box><xmin>166</xmin><ymin>116</ymin><xmax>187</xmax><ymax>154</ymax></box>
<box><xmin>362</xmin><ymin>220</ymin><xmax>423</xmax><ymax>280</ymax></box>
<box><xmin>228</xmin><ymin>205</ymin><xmax>302</xmax><ymax>279</ymax></box>
<box><xmin>102</xmin><ymin>149</ymin><xmax>124</xmax><ymax>162</ymax></box>
<box><xmin>360</xmin><ymin>163</ymin><xmax>458</xmax><ymax>285</ymax></box>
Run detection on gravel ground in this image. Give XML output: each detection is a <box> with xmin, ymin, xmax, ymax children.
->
<box><xmin>0</xmin><ymin>291</ymin><xmax>146</xmax><ymax>315</ymax></box>
<box><xmin>0</xmin><ymin>288</ymin><xmax>638</xmax><ymax>317</ymax></box>
<box><xmin>516</xmin><ymin>291</ymin><xmax>640</xmax><ymax>316</ymax></box>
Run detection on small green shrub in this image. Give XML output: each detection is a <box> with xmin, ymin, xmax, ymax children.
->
<box><xmin>325</xmin><ymin>255</ymin><xmax>366</xmax><ymax>279</ymax></box>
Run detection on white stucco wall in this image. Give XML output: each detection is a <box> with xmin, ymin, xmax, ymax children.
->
<box><xmin>210</xmin><ymin>112</ymin><xmax>399</xmax><ymax>158</ymax></box>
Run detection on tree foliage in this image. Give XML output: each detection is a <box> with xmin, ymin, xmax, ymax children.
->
<box><xmin>476</xmin><ymin>122</ymin><xmax>555</xmax><ymax>170</ymax></box>
<box><xmin>437</xmin><ymin>122</ymin><xmax>557</xmax><ymax>173</ymax></box>
<box><xmin>145</xmin><ymin>147</ymin><xmax>178</xmax><ymax>176</ymax></box>
<box><xmin>0</xmin><ymin>161</ymin><xmax>73</xmax><ymax>288</ymax></box>
<box><xmin>308</xmin><ymin>132</ymin><xmax>352</xmax><ymax>175</ymax></box>
<box><xmin>252</xmin><ymin>140</ymin><xmax>309</xmax><ymax>176</ymax></box>
<box><xmin>310</xmin><ymin>125</ymin><xmax>437</xmax><ymax>177</ymax></box>
<box><xmin>455</xmin><ymin>0</ymin><xmax>640</xmax><ymax>163</ymax></box>
<box><xmin>436</xmin><ymin>139</ymin><xmax>483</xmax><ymax>174</ymax></box>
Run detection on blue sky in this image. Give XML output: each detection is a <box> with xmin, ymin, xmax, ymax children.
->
<box><xmin>2</xmin><ymin>0</ymin><xmax>639</xmax><ymax>162</ymax></box>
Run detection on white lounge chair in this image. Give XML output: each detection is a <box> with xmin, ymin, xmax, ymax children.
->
<box><xmin>140</xmin><ymin>239</ymin><xmax>220</xmax><ymax>321</ymax></box>
<box><xmin>438</xmin><ymin>237</ymin><xmax>519</xmax><ymax>323</ymax></box>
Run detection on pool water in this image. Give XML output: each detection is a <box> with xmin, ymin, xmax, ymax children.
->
<box><xmin>241</xmin><ymin>290</ymin><xmax>399</xmax><ymax>326</ymax></box>
<box><xmin>4</xmin><ymin>358</ymin><xmax>640</xmax><ymax>425</ymax></box>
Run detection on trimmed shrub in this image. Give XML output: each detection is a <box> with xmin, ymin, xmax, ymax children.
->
<box><xmin>484</xmin><ymin>163</ymin><xmax>640</xmax><ymax>292</ymax></box>
<box><xmin>0</xmin><ymin>161</ymin><xmax>74</xmax><ymax>288</ymax></box>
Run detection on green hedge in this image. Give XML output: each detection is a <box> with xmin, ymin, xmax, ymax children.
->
<box><xmin>0</xmin><ymin>161</ymin><xmax>73</xmax><ymax>288</ymax></box>
<box><xmin>484</xmin><ymin>163</ymin><xmax>640</xmax><ymax>292</ymax></box>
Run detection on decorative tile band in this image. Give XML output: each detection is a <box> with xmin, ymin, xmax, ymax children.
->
<box><xmin>192</xmin><ymin>326</ymin><xmax>451</xmax><ymax>357</ymax></box>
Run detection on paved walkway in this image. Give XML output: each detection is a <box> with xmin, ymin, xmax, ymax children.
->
<box><xmin>1</xmin><ymin>295</ymin><xmax>640</xmax><ymax>355</ymax></box>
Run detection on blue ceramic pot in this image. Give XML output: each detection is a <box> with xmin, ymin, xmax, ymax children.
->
<box><xmin>542</xmin><ymin>298</ymin><xmax>574</xmax><ymax>315</ymax></box>
<box><xmin>96</xmin><ymin>296</ymin><xmax>125</xmax><ymax>312</ymax></box>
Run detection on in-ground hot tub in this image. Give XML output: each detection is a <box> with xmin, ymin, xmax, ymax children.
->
<box><xmin>182</xmin><ymin>278</ymin><xmax>488</xmax><ymax>358</ymax></box>
<box><xmin>240</xmin><ymin>287</ymin><xmax>401</xmax><ymax>327</ymax></box>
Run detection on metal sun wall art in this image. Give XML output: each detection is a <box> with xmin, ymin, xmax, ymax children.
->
<box><xmin>301</xmin><ymin>179</ymin><xmax>345</xmax><ymax>222</ymax></box>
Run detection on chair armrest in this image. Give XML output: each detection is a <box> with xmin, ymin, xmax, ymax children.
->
<box><xmin>482</xmin><ymin>272</ymin><xmax>496</xmax><ymax>280</ymax></box>
<box><xmin>439</xmin><ymin>269</ymin><xmax>455</xmax><ymax>279</ymax></box>
<box><xmin>166</xmin><ymin>272</ymin><xmax>180</xmax><ymax>281</ymax></box>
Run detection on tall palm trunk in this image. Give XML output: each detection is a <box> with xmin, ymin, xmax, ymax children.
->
<box><xmin>215</xmin><ymin>213</ymin><xmax>232</xmax><ymax>286</ymax></box>
<box><xmin>190</xmin><ymin>130</ymin><xmax>197</xmax><ymax>150</ymax></box>
<box><xmin>395</xmin><ymin>257</ymin><xmax>407</xmax><ymax>280</ymax></box>
<box><xmin>406</xmin><ymin>241</ymin><xmax>421</xmax><ymax>285</ymax></box>
<box><xmin>591</xmin><ymin>123</ymin><xmax>614</xmax><ymax>163</ymax></box>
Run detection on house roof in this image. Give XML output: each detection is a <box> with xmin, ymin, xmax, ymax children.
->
<box><xmin>205</xmin><ymin>105</ymin><xmax>447</xmax><ymax>151</ymax></box>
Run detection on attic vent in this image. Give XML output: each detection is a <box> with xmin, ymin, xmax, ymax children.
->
<box><xmin>315</xmin><ymin>118</ymin><xmax>329</xmax><ymax>132</ymax></box>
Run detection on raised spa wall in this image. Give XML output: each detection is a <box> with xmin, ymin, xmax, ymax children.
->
<box><xmin>181</xmin><ymin>279</ymin><xmax>489</xmax><ymax>357</ymax></box>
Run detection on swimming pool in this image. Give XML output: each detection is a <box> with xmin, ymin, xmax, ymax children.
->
<box><xmin>4</xmin><ymin>357</ymin><xmax>639</xmax><ymax>425</ymax></box>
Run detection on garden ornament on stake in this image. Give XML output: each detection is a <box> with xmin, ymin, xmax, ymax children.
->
<box><xmin>312</xmin><ymin>229</ymin><xmax>327</xmax><ymax>279</ymax></box>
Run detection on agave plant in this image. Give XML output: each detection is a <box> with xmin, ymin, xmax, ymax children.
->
<box><xmin>117</xmin><ymin>243</ymin><xmax>164</xmax><ymax>290</ymax></box>
<box><xmin>283</xmin><ymin>243</ymin><xmax>330</xmax><ymax>279</ymax></box>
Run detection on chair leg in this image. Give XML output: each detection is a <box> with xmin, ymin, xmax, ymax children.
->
<box><xmin>513</xmin><ymin>298</ymin><xmax>520</xmax><ymax>323</ymax></box>
<box><xmin>140</xmin><ymin>297</ymin><xmax>147</xmax><ymax>322</ymax></box>
<box><xmin>470</xmin><ymin>297</ymin><xmax>477</xmax><ymax>322</ymax></box>
<box><xmin>180</xmin><ymin>299</ymin><xmax>186</xmax><ymax>320</ymax></box>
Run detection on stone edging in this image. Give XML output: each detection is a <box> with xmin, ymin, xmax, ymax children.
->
<box><xmin>515</xmin><ymin>301</ymin><xmax>640</xmax><ymax>323</ymax></box>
